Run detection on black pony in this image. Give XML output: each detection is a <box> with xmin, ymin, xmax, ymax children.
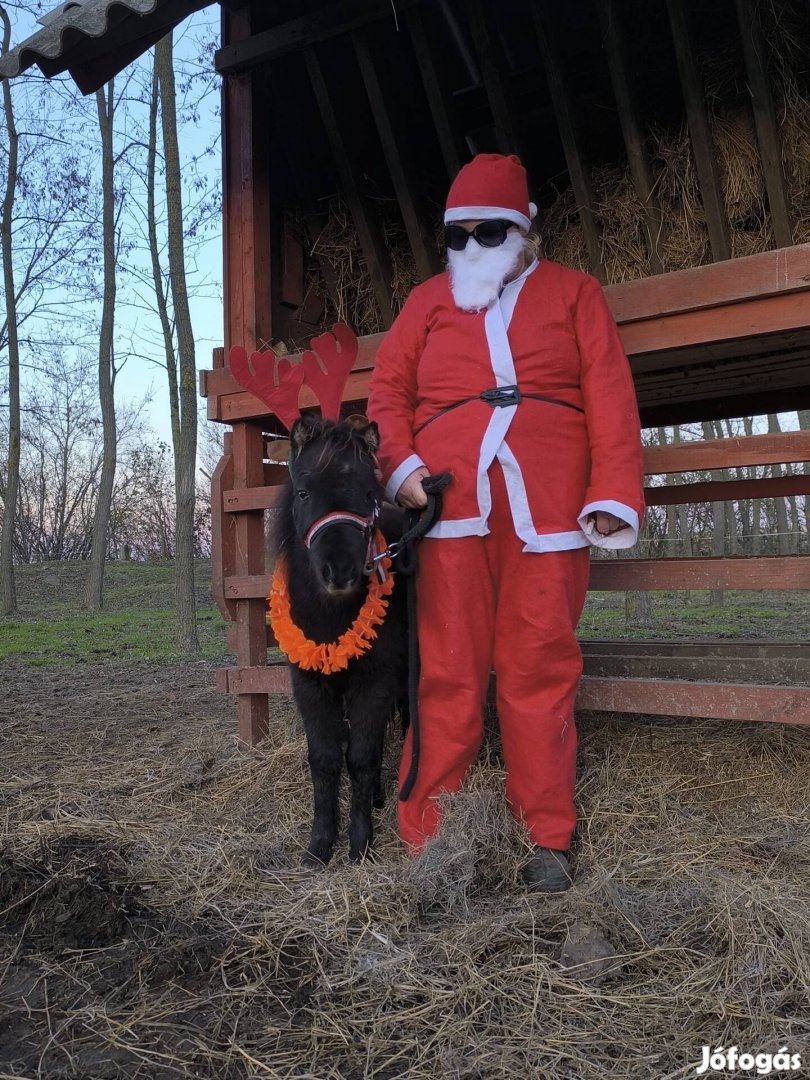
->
<box><xmin>271</xmin><ymin>415</ymin><xmax>406</xmax><ymax>866</ymax></box>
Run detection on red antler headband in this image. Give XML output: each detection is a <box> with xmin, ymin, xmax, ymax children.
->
<box><xmin>227</xmin><ymin>323</ymin><xmax>358</xmax><ymax>430</ymax></box>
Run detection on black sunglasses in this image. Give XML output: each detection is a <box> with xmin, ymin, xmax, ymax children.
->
<box><xmin>444</xmin><ymin>219</ymin><xmax>516</xmax><ymax>251</ymax></box>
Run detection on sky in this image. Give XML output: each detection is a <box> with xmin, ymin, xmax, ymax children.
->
<box><xmin>3</xmin><ymin>3</ymin><xmax>224</xmax><ymax>453</ymax></box>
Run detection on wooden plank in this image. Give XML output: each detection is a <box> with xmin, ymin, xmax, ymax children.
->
<box><xmin>665</xmin><ymin>0</ymin><xmax>730</xmax><ymax>261</ymax></box>
<box><xmin>352</xmin><ymin>29</ymin><xmax>442</xmax><ymax>282</ymax></box>
<box><xmin>465</xmin><ymin>0</ymin><xmax>523</xmax><ymax>157</ymax></box>
<box><xmin>577</xmin><ymin>678</ymin><xmax>809</xmax><ymax>724</ymax></box>
<box><xmin>224</xmin><ymin>486</ymin><xmax>285</xmax><ymax>512</ymax></box>
<box><xmin>215</xmin><ymin>0</ymin><xmax>422</xmax><ymax>75</ymax></box>
<box><xmin>606</xmin><ymin>243</ymin><xmax>810</xmax><ymax>323</ymax></box>
<box><xmin>218</xmin><ymin>664</ymin><xmax>292</xmax><ymax>696</ymax></box>
<box><xmin>214</xmin><ymin>370</ymin><xmax>375</xmax><ymax>424</ymax></box>
<box><xmin>582</xmin><ymin>653</ymin><xmax>810</xmax><ymax>683</ymax></box>
<box><xmin>225</xmin><ymin>556</ymin><xmax>809</xmax><ymax>600</ymax></box>
<box><xmin>305</xmin><ymin>47</ymin><xmax>395</xmax><ymax>327</ymax></box>
<box><xmin>645</xmin><ymin>473</ymin><xmax>810</xmax><ymax>506</ymax></box>
<box><xmin>215</xmin><ymin>666</ymin><xmax>810</xmax><ymax>725</ymax></box>
<box><xmin>640</xmin><ymin>385</ymin><xmax>810</xmax><ymax>428</ymax></box>
<box><xmin>405</xmin><ymin>5</ymin><xmax>465</xmax><ymax>180</ymax></box>
<box><xmin>530</xmin><ymin>1</ymin><xmax>605</xmax><ymax>282</ymax></box>
<box><xmin>202</xmin><ymin>332</ymin><xmax>383</xmax><ymax>399</ymax></box>
<box><xmin>619</xmin><ymin>289</ymin><xmax>810</xmax><ymax>356</ymax></box>
<box><xmin>643</xmin><ymin>430</ymin><xmax>810</xmax><ymax>473</ymax></box>
<box><xmin>581</xmin><ymin>639</ymin><xmax>810</xmax><ymax>658</ymax></box>
<box><xmin>595</xmin><ymin>0</ymin><xmax>663</xmax><ymax>273</ymax></box>
<box><xmin>734</xmin><ymin>0</ymin><xmax>793</xmax><ymax>247</ymax></box>
<box><xmin>210</xmin><ymin>432</ymin><xmax>237</xmax><ymax>622</ymax></box>
<box><xmin>589</xmin><ymin>556</ymin><xmax>810</xmax><ymax>592</ymax></box>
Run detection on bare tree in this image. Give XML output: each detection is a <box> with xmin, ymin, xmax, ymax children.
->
<box><xmin>146</xmin><ymin>32</ymin><xmax>199</xmax><ymax>651</ymax></box>
<box><xmin>0</xmin><ymin>4</ymin><xmax>19</xmax><ymax>613</ymax></box>
<box><xmin>85</xmin><ymin>81</ymin><xmax>118</xmax><ymax>609</ymax></box>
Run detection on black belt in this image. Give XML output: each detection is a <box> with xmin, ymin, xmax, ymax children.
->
<box><xmin>413</xmin><ymin>384</ymin><xmax>584</xmax><ymax>436</ymax></box>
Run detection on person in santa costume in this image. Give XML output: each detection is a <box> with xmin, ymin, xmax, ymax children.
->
<box><xmin>367</xmin><ymin>153</ymin><xmax>645</xmax><ymax>892</ymax></box>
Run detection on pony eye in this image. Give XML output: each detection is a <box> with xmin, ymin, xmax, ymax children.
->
<box><xmin>297</xmin><ymin>489</ymin><xmax>309</xmax><ymax>501</ymax></box>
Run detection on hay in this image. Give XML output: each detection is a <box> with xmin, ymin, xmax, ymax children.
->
<box><xmin>540</xmin><ymin>0</ymin><xmax>810</xmax><ymax>282</ymax></box>
<box><xmin>307</xmin><ymin>196</ymin><xmax>431</xmax><ymax>337</ymax></box>
<box><xmin>2</xmin><ymin>660</ymin><xmax>809</xmax><ymax>1078</ymax></box>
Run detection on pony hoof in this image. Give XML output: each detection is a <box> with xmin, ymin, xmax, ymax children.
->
<box><xmin>349</xmin><ymin>846</ymin><xmax>376</xmax><ymax>865</ymax></box>
<box><xmin>302</xmin><ymin>849</ymin><xmax>332</xmax><ymax>869</ymax></box>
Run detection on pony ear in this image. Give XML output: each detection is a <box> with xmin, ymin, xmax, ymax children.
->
<box><xmin>290</xmin><ymin>415</ymin><xmax>318</xmax><ymax>455</ymax></box>
<box><xmin>356</xmin><ymin>420</ymin><xmax>379</xmax><ymax>455</ymax></box>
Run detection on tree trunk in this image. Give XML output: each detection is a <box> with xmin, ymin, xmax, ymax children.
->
<box><xmin>0</xmin><ymin>7</ymin><xmax>20</xmax><ymax>614</ymax></box>
<box><xmin>702</xmin><ymin>421</ymin><xmax>724</xmax><ymax>606</ymax></box>
<box><xmin>85</xmin><ymin>83</ymin><xmax>117</xmax><ymax>610</ymax></box>
<box><xmin>156</xmin><ymin>34</ymin><xmax>199</xmax><ymax>652</ymax></box>
<box><xmin>767</xmin><ymin>414</ymin><xmax>791</xmax><ymax>556</ymax></box>
<box><xmin>799</xmin><ymin>409</ymin><xmax>809</xmax><ymax>541</ymax></box>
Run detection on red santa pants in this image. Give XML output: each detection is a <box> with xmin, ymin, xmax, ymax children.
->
<box><xmin>398</xmin><ymin>463</ymin><xmax>591</xmax><ymax>851</ymax></box>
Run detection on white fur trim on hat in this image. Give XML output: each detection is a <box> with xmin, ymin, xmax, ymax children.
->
<box><xmin>444</xmin><ymin>205</ymin><xmax>531</xmax><ymax>231</ymax></box>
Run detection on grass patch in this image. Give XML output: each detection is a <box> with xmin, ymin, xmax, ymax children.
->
<box><xmin>0</xmin><ymin>607</ymin><xmax>230</xmax><ymax>665</ymax></box>
<box><xmin>2</xmin><ymin>560</ymin><xmax>230</xmax><ymax>665</ymax></box>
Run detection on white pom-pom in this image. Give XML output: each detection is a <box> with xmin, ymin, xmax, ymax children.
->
<box><xmin>529</xmin><ymin>201</ymin><xmax>538</xmax><ymax>220</ymax></box>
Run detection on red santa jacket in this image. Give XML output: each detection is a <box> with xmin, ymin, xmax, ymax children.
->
<box><xmin>367</xmin><ymin>258</ymin><xmax>645</xmax><ymax>552</ymax></box>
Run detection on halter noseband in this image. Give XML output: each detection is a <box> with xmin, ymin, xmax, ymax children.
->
<box><xmin>304</xmin><ymin>510</ymin><xmax>375</xmax><ymax>550</ymax></box>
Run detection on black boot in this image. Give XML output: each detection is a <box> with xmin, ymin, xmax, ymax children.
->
<box><xmin>521</xmin><ymin>847</ymin><xmax>573</xmax><ymax>893</ymax></box>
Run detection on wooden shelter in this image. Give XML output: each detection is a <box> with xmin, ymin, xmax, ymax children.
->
<box><xmin>4</xmin><ymin>0</ymin><xmax>809</xmax><ymax>739</ymax></box>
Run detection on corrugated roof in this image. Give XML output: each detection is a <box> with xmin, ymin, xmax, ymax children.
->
<box><xmin>0</xmin><ymin>0</ymin><xmax>214</xmax><ymax>94</ymax></box>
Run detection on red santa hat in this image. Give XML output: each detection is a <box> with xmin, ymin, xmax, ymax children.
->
<box><xmin>444</xmin><ymin>153</ymin><xmax>537</xmax><ymax>231</ymax></box>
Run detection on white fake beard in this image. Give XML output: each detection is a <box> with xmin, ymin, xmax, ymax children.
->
<box><xmin>447</xmin><ymin>229</ymin><xmax>526</xmax><ymax>312</ymax></box>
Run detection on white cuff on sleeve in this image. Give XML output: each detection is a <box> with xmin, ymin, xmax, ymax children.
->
<box><xmin>385</xmin><ymin>453</ymin><xmax>427</xmax><ymax>502</ymax></box>
<box><xmin>578</xmin><ymin>500</ymin><xmax>639</xmax><ymax>550</ymax></box>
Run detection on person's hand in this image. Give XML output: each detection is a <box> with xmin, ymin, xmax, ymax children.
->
<box><xmin>395</xmin><ymin>467</ymin><xmax>430</xmax><ymax>508</ymax></box>
<box><xmin>588</xmin><ymin>511</ymin><xmax>630</xmax><ymax>537</ymax></box>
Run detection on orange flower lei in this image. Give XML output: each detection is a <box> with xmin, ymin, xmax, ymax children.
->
<box><xmin>268</xmin><ymin>530</ymin><xmax>394</xmax><ymax>675</ymax></box>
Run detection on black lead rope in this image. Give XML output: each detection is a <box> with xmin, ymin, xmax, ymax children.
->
<box><xmin>394</xmin><ymin>472</ymin><xmax>451</xmax><ymax>803</ymax></box>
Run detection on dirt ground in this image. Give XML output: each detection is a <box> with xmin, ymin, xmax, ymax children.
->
<box><xmin>1</xmin><ymin>660</ymin><xmax>808</xmax><ymax>1079</ymax></box>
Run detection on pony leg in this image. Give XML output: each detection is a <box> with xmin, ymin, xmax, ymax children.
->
<box><xmin>296</xmin><ymin>678</ymin><xmax>346</xmax><ymax>867</ymax></box>
<box><xmin>345</xmin><ymin>695</ymin><xmax>390</xmax><ymax>861</ymax></box>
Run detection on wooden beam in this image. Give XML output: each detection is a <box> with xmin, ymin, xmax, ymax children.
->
<box><xmin>734</xmin><ymin>0</ymin><xmax>793</xmax><ymax>247</ymax></box>
<box><xmin>589</xmin><ymin>556</ymin><xmax>810</xmax><ymax>592</ymax></box>
<box><xmin>595</xmin><ymin>0</ymin><xmax>663</xmax><ymax>273</ymax></box>
<box><xmin>405</xmin><ymin>5</ymin><xmax>465</xmax><ymax>181</ymax></box>
<box><xmin>645</xmin><ymin>473</ymin><xmax>810</xmax><ymax>506</ymax></box>
<box><xmin>606</xmin><ymin>243</ymin><xmax>810</xmax><ymax>323</ymax></box>
<box><xmin>353</xmin><ymin>29</ymin><xmax>442</xmax><ymax>282</ymax></box>
<box><xmin>224</xmin><ymin>556</ymin><xmax>810</xmax><ymax>601</ymax></box>
<box><xmin>619</xmin><ymin>289</ymin><xmax>810</xmax><ymax>356</ymax></box>
<box><xmin>305</xmin><ymin>47</ymin><xmax>395</xmax><ymax>327</ymax></box>
<box><xmin>465</xmin><ymin>0</ymin><xmax>523</xmax><ymax>157</ymax></box>
<box><xmin>215</xmin><ymin>0</ymin><xmax>422</xmax><ymax>75</ymax></box>
<box><xmin>530</xmin><ymin>1</ymin><xmax>605</xmax><ymax>282</ymax></box>
<box><xmin>643</xmin><ymin>430</ymin><xmax>810</xmax><ymax>474</ymax></box>
<box><xmin>577</xmin><ymin>678</ymin><xmax>809</xmax><ymax>725</ymax></box>
<box><xmin>665</xmin><ymin>0</ymin><xmax>730</xmax><ymax>261</ymax></box>
<box><xmin>224</xmin><ymin>486</ymin><xmax>285</xmax><ymax>512</ymax></box>
<box><xmin>215</xmin><ymin>664</ymin><xmax>810</xmax><ymax>726</ymax></box>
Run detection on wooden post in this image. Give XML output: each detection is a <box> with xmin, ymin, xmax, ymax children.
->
<box><xmin>530</xmin><ymin>1</ymin><xmax>605</xmax><ymax>282</ymax></box>
<box><xmin>734</xmin><ymin>0</ymin><xmax>793</xmax><ymax>248</ymax></box>
<box><xmin>595</xmin><ymin>0</ymin><xmax>664</xmax><ymax>274</ymax></box>
<box><xmin>231</xmin><ymin>421</ymin><xmax>269</xmax><ymax>745</ymax></box>
<box><xmin>665</xmin><ymin>0</ymin><xmax>731</xmax><ymax>262</ymax></box>
<box><xmin>220</xmin><ymin>4</ymin><xmax>270</xmax><ymax>743</ymax></box>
